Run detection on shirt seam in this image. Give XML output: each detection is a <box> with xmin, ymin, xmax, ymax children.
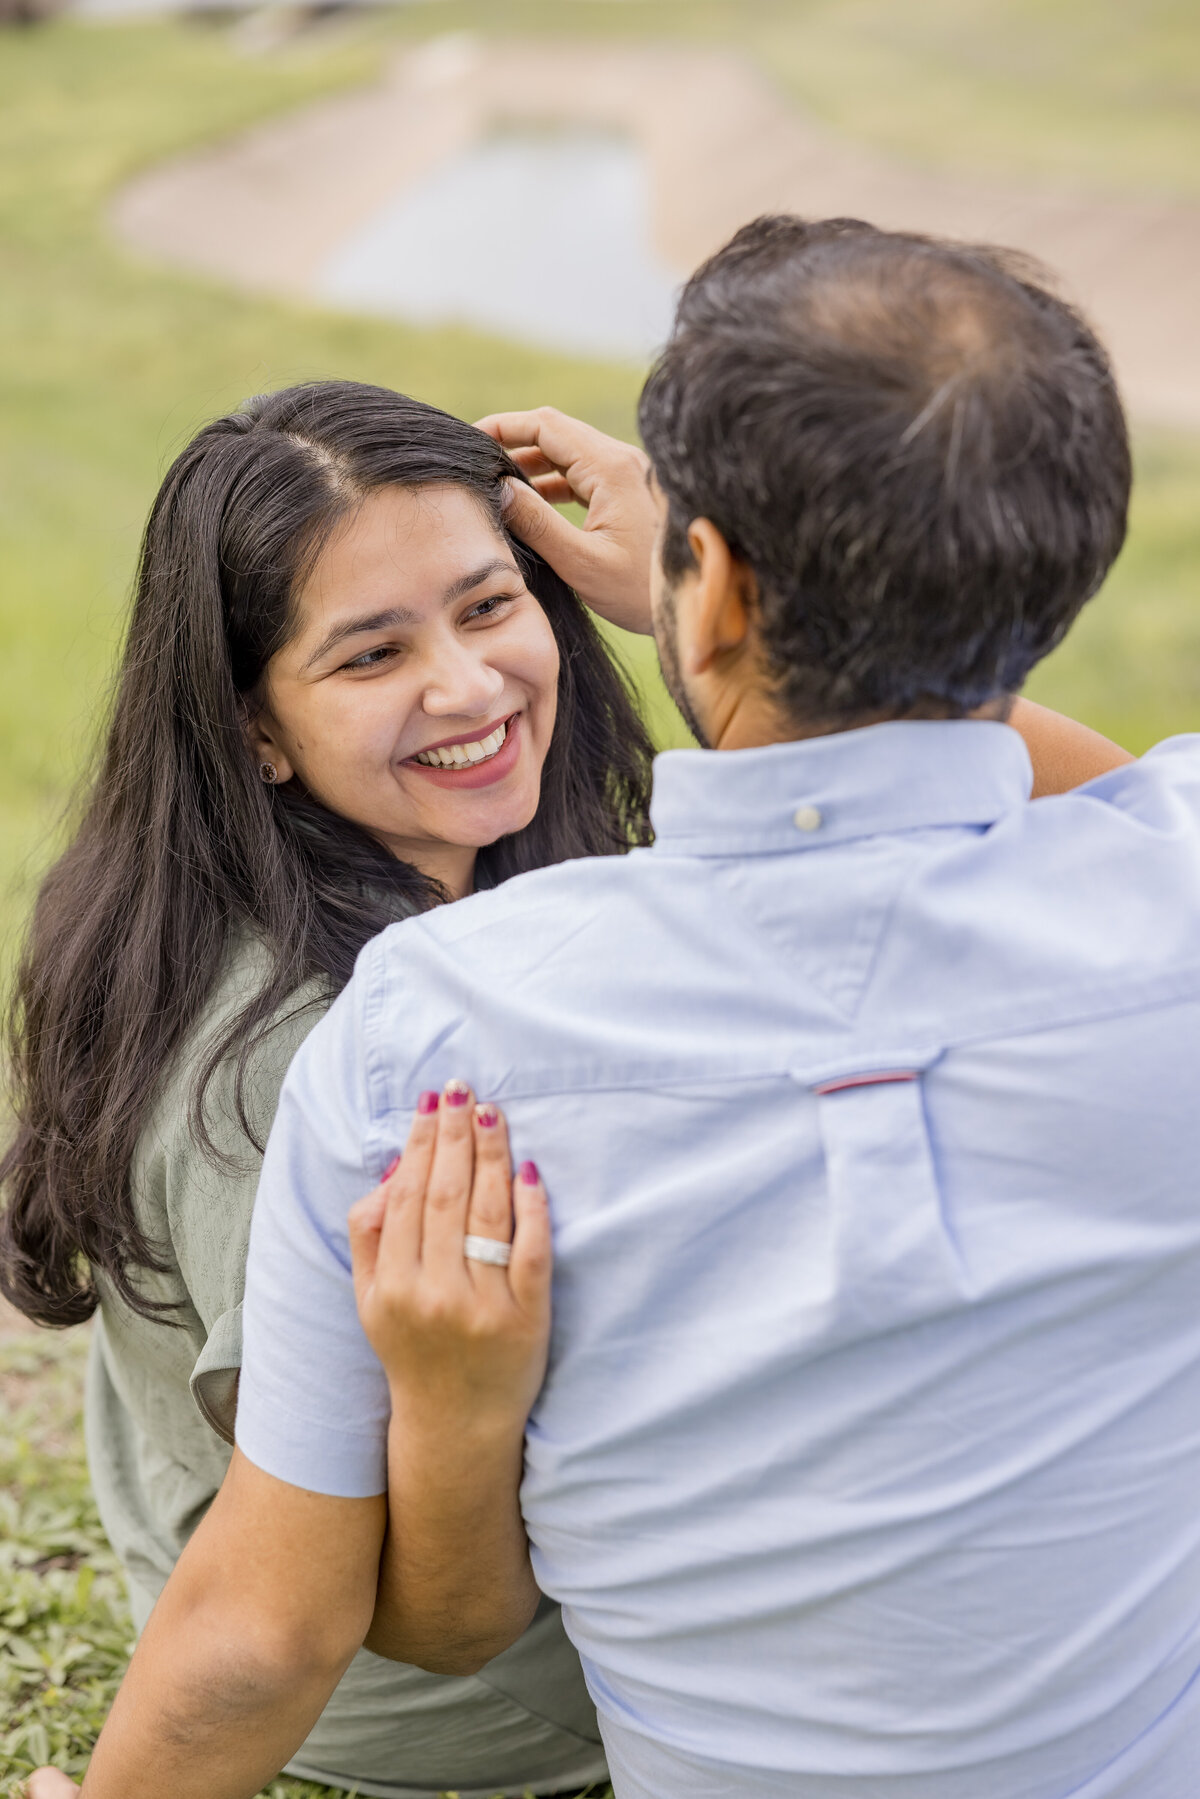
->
<box><xmin>360</xmin><ymin>930</ymin><xmax>395</xmax><ymax>1171</ymax></box>
<box><xmin>648</xmin><ymin>821</ymin><xmax>1008</xmax><ymax>855</ymax></box>
<box><xmin>362</xmin><ymin>968</ymin><xmax>1200</xmax><ymax>1110</ymax></box>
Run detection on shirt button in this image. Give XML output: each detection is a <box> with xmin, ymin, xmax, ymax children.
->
<box><xmin>793</xmin><ymin>805</ymin><xmax>823</xmax><ymax>832</ymax></box>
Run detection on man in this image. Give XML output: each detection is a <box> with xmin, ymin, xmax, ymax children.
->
<box><xmin>41</xmin><ymin>217</ymin><xmax>1199</xmax><ymax>1798</ymax></box>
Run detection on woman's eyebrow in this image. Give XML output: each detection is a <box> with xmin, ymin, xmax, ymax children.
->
<box><xmin>441</xmin><ymin>557</ymin><xmax>519</xmax><ymax>604</ymax></box>
<box><xmin>301</xmin><ymin>606</ymin><xmax>420</xmax><ymax>671</ymax></box>
<box><xmin>301</xmin><ymin>561</ymin><xmax>518</xmax><ymax>670</ymax></box>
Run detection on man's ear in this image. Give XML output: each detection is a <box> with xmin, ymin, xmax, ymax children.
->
<box><xmin>681</xmin><ymin>519</ymin><xmax>758</xmax><ymax>676</ymax></box>
<box><xmin>245</xmin><ymin>703</ymin><xmax>295</xmax><ymax>786</ymax></box>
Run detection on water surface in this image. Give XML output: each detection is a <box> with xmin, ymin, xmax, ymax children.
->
<box><xmin>317</xmin><ymin>130</ymin><xmax>680</xmax><ymax>362</ymax></box>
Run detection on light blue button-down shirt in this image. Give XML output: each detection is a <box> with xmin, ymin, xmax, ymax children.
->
<box><xmin>238</xmin><ymin>721</ymin><xmax>1200</xmax><ymax>1799</ymax></box>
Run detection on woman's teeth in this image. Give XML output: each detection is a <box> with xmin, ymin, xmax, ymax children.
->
<box><xmin>413</xmin><ymin>720</ymin><xmax>509</xmax><ymax>769</ymax></box>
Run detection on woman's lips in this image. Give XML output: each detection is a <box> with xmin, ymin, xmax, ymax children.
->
<box><xmin>402</xmin><ymin>713</ymin><xmax>523</xmax><ymax>790</ymax></box>
<box><xmin>410</xmin><ymin>715</ymin><xmax>512</xmax><ymax>760</ymax></box>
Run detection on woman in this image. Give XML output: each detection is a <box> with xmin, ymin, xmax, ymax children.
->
<box><xmin>1</xmin><ymin>380</ymin><xmax>654</xmax><ymax>1797</ymax></box>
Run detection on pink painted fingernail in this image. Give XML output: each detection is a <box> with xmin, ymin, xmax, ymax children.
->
<box><xmin>519</xmin><ymin>1160</ymin><xmax>540</xmax><ymax>1186</ymax></box>
<box><xmin>476</xmin><ymin>1103</ymin><xmax>499</xmax><ymax>1129</ymax></box>
<box><xmin>382</xmin><ymin>1155</ymin><xmax>401</xmax><ymax>1180</ymax></box>
<box><xmin>444</xmin><ymin>1079</ymin><xmax>471</xmax><ymax>1108</ymax></box>
<box><xmin>417</xmin><ymin>1090</ymin><xmax>439</xmax><ymax>1116</ymax></box>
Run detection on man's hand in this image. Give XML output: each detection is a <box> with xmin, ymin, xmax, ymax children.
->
<box><xmin>476</xmin><ymin>407</ymin><xmax>657</xmax><ymax>635</ymax></box>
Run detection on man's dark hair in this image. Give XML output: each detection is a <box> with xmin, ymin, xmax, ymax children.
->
<box><xmin>639</xmin><ymin>215</ymin><xmax>1131</xmax><ymax>724</ymax></box>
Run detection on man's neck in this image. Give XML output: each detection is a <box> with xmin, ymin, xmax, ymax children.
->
<box><xmin>707</xmin><ymin>691</ymin><xmax>1010</xmax><ymax>754</ymax></box>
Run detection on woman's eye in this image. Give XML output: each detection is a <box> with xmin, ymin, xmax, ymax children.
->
<box><xmin>343</xmin><ymin>645</ymin><xmax>397</xmax><ymax>672</ymax></box>
<box><xmin>465</xmin><ymin>592</ymin><xmax>518</xmax><ymax>622</ymax></box>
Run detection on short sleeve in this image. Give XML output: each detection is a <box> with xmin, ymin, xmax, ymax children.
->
<box><xmin>1087</xmin><ymin>733</ymin><xmax>1200</xmax><ymax>819</ymax></box>
<box><xmin>189</xmin><ymin>1303</ymin><xmax>243</xmax><ymax>1444</ymax></box>
<box><xmin>235</xmin><ymin>966</ymin><xmax>395</xmax><ymax>1498</ymax></box>
<box><xmin>162</xmin><ymin>984</ymin><xmax>328</xmax><ymax>1447</ymax></box>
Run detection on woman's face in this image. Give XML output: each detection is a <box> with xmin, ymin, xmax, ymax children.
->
<box><xmin>252</xmin><ymin>483</ymin><xmax>560</xmax><ymax>896</ymax></box>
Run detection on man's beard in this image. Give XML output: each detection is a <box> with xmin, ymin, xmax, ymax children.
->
<box><xmin>653</xmin><ymin>580</ymin><xmax>712</xmax><ymax>750</ymax></box>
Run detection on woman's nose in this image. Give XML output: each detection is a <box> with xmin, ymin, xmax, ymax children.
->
<box><xmin>420</xmin><ymin>636</ymin><xmax>506</xmax><ymax>720</ymax></box>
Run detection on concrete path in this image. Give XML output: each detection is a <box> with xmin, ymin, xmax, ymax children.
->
<box><xmin>108</xmin><ymin>33</ymin><xmax>1200</xmax><ymax>428</ymax></box>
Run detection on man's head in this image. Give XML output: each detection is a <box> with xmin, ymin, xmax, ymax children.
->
<box><xmin>639</xmin><ymin>216</ymin><xmax>1131</xmax><ymax>747</ymax></box>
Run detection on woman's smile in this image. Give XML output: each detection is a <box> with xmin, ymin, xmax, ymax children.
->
<box><xmin>253</xmin><ymin>483</ymin><xmax>561</xmax><ymax>892</ymax></box>
<box><xmin>405</xmin><ymin>712</ymin><xmax>523</xmax><ymax>788</ymax></box>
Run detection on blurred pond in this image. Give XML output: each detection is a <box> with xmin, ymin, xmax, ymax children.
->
<box><xmin>316</xmin><ymin>129</ymin><xmax>680</xmax><ymax>362</ymax></box>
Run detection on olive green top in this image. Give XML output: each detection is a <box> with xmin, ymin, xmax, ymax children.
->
<box><xmin>85</xmin><ymin>936</ymin><xmax>604</xmax><ymax>1799</ymax></box>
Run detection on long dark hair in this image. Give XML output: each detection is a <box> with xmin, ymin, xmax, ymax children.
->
<box><xmin>0</xmin><ymin>381</ymin><xmax>654</xmax><ymax>1327</ymax></box>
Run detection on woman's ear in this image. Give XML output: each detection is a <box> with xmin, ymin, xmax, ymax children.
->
<box><xmin>244</xmin><ymin>704</ymin><xmax>295</xmax><ymax>787</ymax></box>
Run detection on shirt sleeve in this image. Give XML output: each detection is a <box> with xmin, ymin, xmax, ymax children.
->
<box><xmin>1094</xmin><ymin>733</ymin><xmax>1200</xmax><ymax>810</ymax></box>
<box><xmin>234</xmin><ymin>960</ymin><xmax>395</xmax><ymax>1498</ymax></box>
<box><xmin>173</xmin><ymin>991</ymin><xmax>329</xmax><ymax>1445</ymax></box>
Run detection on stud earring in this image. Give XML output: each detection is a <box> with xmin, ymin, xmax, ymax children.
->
<box><xmin>259</xmin><ymin>761</ymin><xmax>278</xmax><ymax>785</ymax></box>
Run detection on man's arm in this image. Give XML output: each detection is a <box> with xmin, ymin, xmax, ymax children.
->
<box><xmin>75</xmin><ymin>1454</ymin><xmax>383</xmax><ymax>1799</ymax></box>
<box><xmin>480</xmin><ymin>406</ymin><xmax>657</xmax><ymax>636</ymax></box>
<box><xmin>479</xmin><ymin>407</ymin><xmax>1134</xmax><ymax>792</ymax></box>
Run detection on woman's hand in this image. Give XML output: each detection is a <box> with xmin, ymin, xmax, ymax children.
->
<box><xmin>349</xmin><ymin>1082</ymin><xmax>551</xmax><ymax>1446</ymax></box>
<box><xmin>25</xmin><ymin>1772</ymin><xmax>79</xmax><ymax>1798</ymax></box>
<box><xmin>350</xmin><ymin>1083</ymin><xmax>551</xmax><ymax>1672</ymax></box>
<box><xmin>476</xmin><ymin>407</ymin><xmax>657</xmax><ymax>636</ymax></box>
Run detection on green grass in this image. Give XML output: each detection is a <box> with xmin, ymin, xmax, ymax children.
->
<box><xmin>1</xmin><ymin>1330</ymin><xmax>131</xmax><ymax>1797</ymax></box>
<box><xmin>324</xmin><ymin>0</ymin><xmax>1200</xmax><ymax>199</ymax></box>
<box><xmin>757</xmin><ymin>0</ymin><xmax>1200</xmax><ymax>199</ymax></box>
<box><xmin>0</xmin><ymin>5</ymin><xmax>1198</xmax><ymax>1790</ymax></box>
<box><xmin>1025</xmin><ymin>429</ymin><xmax>1200</xmax><ymax>748</ymax></box>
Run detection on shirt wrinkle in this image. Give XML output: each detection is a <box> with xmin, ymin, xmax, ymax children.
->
<box><xmin>238</xmin><ymin>727</ymin><xmax>1200</xmax><ymax>1799</ymax></box>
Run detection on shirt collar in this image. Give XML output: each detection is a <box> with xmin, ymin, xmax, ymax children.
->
<box><xmin>648</xmin><ymin>719</ymin><xmax>1034</xmax><ymax>856</ymax></box>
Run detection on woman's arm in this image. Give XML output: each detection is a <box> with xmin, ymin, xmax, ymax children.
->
<box><xmin>34</xmin><ymin>1454</ymin><xmax>384</xmax><ymax>1799</ymax></box>
<box><xmin>31</xmin><ymin>1093</ymin><xmax>538</xmax><ymax>1799</ymax></box>
<box><xmin>350</xmin><ymin>1086</ymin><xmax>552</xmax><ymax>1673</ymax></box>
<box><xmin>1007</xmin><ymin>697</ymin><xmax>1133</xmax><ymax>797</ymax></box>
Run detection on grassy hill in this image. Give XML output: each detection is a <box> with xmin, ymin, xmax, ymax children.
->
<box><xmin>0</xmin><ymin>8</ymin><xmax>1197</xmax><ymax>1793</ymax></box>
<box><xmin>2</xmin><ymin>5</ymin><xmax>1199</xmax><ymax>962</ymax></box>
